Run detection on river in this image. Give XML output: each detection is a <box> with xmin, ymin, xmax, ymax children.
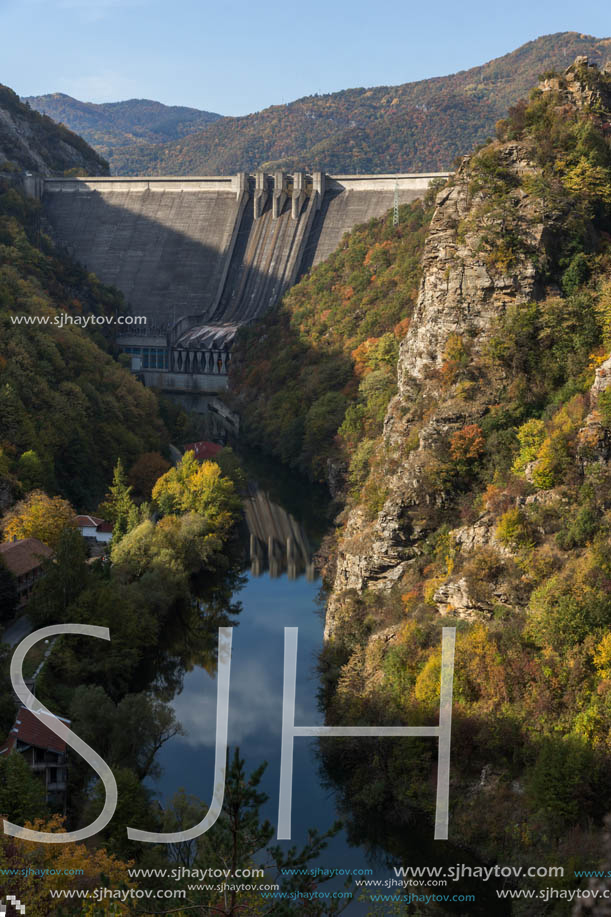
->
<box><xmin>151</xmin><ymin>457</ymin><xmax>506</xmax><ymax>915</ymax></box>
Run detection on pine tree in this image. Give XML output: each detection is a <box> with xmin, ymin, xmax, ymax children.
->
<box><xmin>100</xmin><ymin>458</ymin><xmax>137</xmax><ymax>543</ymax></box>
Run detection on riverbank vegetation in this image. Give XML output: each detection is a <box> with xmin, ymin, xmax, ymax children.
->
<box><xmin>0</xmin><ymin>176</ymin><xmax>168</xmax><ymax>508</ymax></box>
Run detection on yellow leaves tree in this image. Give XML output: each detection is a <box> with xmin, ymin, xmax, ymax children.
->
<box><xmin>152</xmin><ymin>451</ymin><xmax>240</xmax><ymax>541</ymax></box>
<box><xmin>1</xmin><ymin>489</ymin><xmax>75</xmax><ymax>548</ymax></box>
<box><xmin>0</xmin><ymin>814</ymin><xmax>135</xmax><ymax>915</ymax></box>
<box><xmin>561</xmin><ymin>159</ymin><xmax>611</xmax><ymax>205</ymax></box>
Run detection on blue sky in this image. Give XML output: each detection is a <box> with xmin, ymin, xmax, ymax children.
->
<box><xmin>0</xmin><ymin>0</ymin><xmax>609</xmax><ymax>115</ymax></box>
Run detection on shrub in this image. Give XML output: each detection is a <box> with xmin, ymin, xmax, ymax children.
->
<box><xmin>528</xmin><ymin>735</ymin><xmax>597</xmax><ymax>830</ymax></box>
<box><xmin>598</xmin><ymin>388</ymin><xmax>611</xmax><ymax>429</ymax></box>
<box><xmin>347</xmin><ymin>439</ymin><xmax>377</xmax><ymax>492</ymax></box>
<box><xmin>527</xmin><ymin>564</ymin><xmax>611</xmax><ymax>649</ymax></box>
<box><xmin>450</xmin><ymin>424</ymin><xmax>485</xmax><ymax>464</ymax></box>
<box><xmin>556</xmin><ymin>503</ymin><xmax>599</xmax><ymax>549</ymax></box>
<box><xmin>512</xmin><ymin>418</ymin><xmax>546</xmax><ymax>474</ymax></box>
<box><xmin>562</xmin><ymin>252</ymin><xmax>591</xmax><ymax>296</ymax></box>
<box><xmin>495</xmin><ymin>507</ymin><xmax>533</xmax><ymax>549</ymax></box>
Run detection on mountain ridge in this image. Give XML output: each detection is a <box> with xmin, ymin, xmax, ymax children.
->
<box><xmin>25</xmin><ymin>31</ymin><xmax>611</xmax><ymax>176</ymax></box>
<box><xmin>23</xmin><ymin>94</ymin><xmax>222</xmax><ymax>165</ymax></box>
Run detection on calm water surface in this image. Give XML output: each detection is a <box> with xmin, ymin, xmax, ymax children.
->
<box><xmin>152</xmin><ymin>460</ymin><xmax>504</xmax><ymax>915</ymax></box>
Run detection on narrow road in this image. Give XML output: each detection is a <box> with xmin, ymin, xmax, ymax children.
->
<box><xmin>2</xmin><ymin>615</ymin><xmax>33</xmax><ymax>648</ymax></box>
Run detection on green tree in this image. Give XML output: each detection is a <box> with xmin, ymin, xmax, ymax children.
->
<box><xmin>69</xmin><ymin>685</ymin><xmax>182</xmax><ymax>780</ymax></box>
<box><xmin>29</xmin><ymin>526</ymin><xmax>89</xmax><ymax>625</ymax></box>
<box><xmin>16</xmin><ymin>450</ymin><xmax>47</xmax><ymax>492</ymax></box>
<box><xmin>152</xmin><ymin>452</ymin><xmax>240</xmax><ymax>540</ymax></box>
<box><xmin>99</xmin><ymin>458</ymin><xmax>138</xmax><ymax>542</ymax></box>
<box><xmin>1</xmin><ymin>489</ymin><xmax>75</xmax><ymax>548</ymax></box>
<box><xmin>528</xmin><ymin>735</ymin><xmax>597</xmax><ymax>833</ymax></box>
<box><xmin>0</xmin><ymin>753</ymin><xmax>47</xmax><ymax>823</ymax></box>
<box><xmin>165</xmin><ymin>749</ymin><xmax>346</xmax><ymax>916</ymax></box>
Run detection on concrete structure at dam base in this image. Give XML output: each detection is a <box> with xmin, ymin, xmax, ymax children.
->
<box><xmin>35</xmin><ymin>170</ymin><xmax>450</xmax><ymax>402</ymax></box>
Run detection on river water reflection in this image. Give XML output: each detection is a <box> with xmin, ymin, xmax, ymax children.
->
<box><xmin>152</xmin><ymin>461</ymin><xmax>505</xmax><ymax>915</ymax></box>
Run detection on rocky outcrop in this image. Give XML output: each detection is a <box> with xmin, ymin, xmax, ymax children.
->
<box><xmin>540</xmin><ymin>55</ymin><xmax>611</xmax><ymax>116</ymax></box>
<box><xmin>325</xmin><ymin>57</ymin><xmax>606</xmax><ymax>639</ymax></box>
<box><xmin>0</xmin><ymin>84</ymin><xmax>108</xmax><ymax>177</ymax></box>
<box><xmin>326</xmin><ymin>146</ymin><xmax>545</xmax><ymax>636</ymax></box>
<box><xmin>578</xmin><ymin>354</ymin><xmax>611</xmax><ymax>464</ymax></box>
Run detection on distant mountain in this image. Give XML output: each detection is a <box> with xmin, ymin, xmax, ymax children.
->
<box><xmin>0</xmin><ymin>84</ymin><xmax>108</xmax><ymax>176</ymax></box>
<box><xmin>83</xmin><ymin>31</ymin><xmax>611</xmax><ymax>177</ymax></box>
<box><xmin>23</xmin><ymin>94</ymin><xmax>222</xmax><ymax>167</ymax></box>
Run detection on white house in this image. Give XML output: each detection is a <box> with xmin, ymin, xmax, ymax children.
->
<box><xmin>74</xmin><ymin>515</ymin><xmax>114</xmax><ymax>544</ymax></box>
<box><xmin>95</xmin><ymin>521</ymin><xmax>113</xmax><ymax>544</ymax></box>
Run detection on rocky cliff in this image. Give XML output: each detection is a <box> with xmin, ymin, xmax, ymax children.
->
<box><xmin>0</xmin><ymin>83</ymin><xmax>108</xmax><ymax>176</ymax></box>
<box><xmin>319</xmin><ymin>57</ymin><xmax>611</xmax><ymax>891</ymax></box>
<box><xmin>326</xmin><ymin>55</ymin><xmax>611</xmax><ymax>636</ymax></box>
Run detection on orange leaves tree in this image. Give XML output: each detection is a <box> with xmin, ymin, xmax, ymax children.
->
<box><xmin>0</xmin><ymin>815</ymin><xmax>134</xmax><ymax>916</ymax></box>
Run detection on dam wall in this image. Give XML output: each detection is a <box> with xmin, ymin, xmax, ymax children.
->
<box><xmin>40</xmin><ymin>170</ymin><xmax>450</xmax><ymax>394</ymax></box>
<box><xmin>43</xmin><ymin>175</ymin><xmax>245</xmax><ymax>330</ymax></box>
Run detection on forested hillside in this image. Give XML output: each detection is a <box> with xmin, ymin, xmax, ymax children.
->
<box><xmin>73</xmin><ymin>32</ymin><xmax>611</xmax><ymax>176</ymax></box>
<box><xmin>0</xmin><ymin>87</ymin><xmax>168</xmax><ymax>510</ymax></box>
<box><xmin>228</xmin><ymin>189</ymin><xmax>439</xmax><ymax>482</ymax></box>
<box><xmin>228</xmin><ymin>54</ymin><xmax>611</xmax><ymax>891</ymax></box>
<box><xmin>313</xmin><ymin>57</ymin><xmax>611</xmax><ymax>889</ymax></box>
<box><xmin>24</xmin><ymin>94</ymin><xmax>221</xmax><ymax>165</ymax></box>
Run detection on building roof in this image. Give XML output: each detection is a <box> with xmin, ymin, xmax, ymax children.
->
<box><xmin>74</xmin><ymin>514</ymin><xmax>104</xmax><ymax>528</ymax></box>
<box><xmin>183</xmin><ymin>440</ymin><xmax>223</xmax><ymax>462</ymax></box>
<box><xmin>0</xmin><ymin>706</ymin><xmax>70</xmax><ymax>756</ymax></box>
<box><xmin>96</xmin><ymin>521</ymin><xmax>113</xmax><ymax>533</ymax></box>
<box><xmin>0</xmin><ymin>538</ymin><xmax>53</xmax><ymax>577</ymax></box>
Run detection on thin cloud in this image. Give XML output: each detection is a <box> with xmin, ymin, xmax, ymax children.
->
<box><xmin>171</xmin><ymin>659</ymin><xmax>315</xmax><ymax>749</ymax></box>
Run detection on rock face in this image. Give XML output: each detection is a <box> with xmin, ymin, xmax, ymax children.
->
<box><xmin>325</xmin><ymin>57</ymin><xmax>605</xmax><ymax>639</ymax></box>
<box><xmin>0</xmin><ymin>84</ymin><xmax>108</xmax><ymax>177</ymax></box>
<box><xmin>326</xmin><ymin>153</ymin><xmax>544</xmax><ymax>634</ymax></box>
<box><xmin>397</xmin><ymin>147</ymin><xmax>541</xmax><ymax>393</ymax></box>
<box><xmin>540</xmin><ymin>55</ymin><xmax>611</xmax><ymax>113</ymax></box>
<box><xmin>578</xmin><ymin>354</ymin><xmax>611</xmax><ymax>464</ymax></box>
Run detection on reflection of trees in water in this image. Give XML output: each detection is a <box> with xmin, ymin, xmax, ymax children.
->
<box><xmin>144</xmin><ymin>545</ymin><xmax>247</xmax><ymax>702</ymax></box>
<box><xmin>317</xmin><ymin>738</ymin><xmax>510</xmax><ymax>916</ymax></box>
<box><xmin>142</xmin><ymin>481</ymin><xmax>319</xmax><ymax>706</ymax></box>
<box><xmin>244</xmin><ymin>488</ymin><xmax>316</xmax><ymax>580</ymax></box>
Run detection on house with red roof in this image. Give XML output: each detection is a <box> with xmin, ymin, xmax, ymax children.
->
<box><xmin>74</xmin><ymin>514</ymin><xmax>113</xmax><ymax>544</ymax></box>
<box><xmin>0</xmin><ymin>706</ymin><xmax>70</xmax><ymax>808</ymax></box>
<box><xmin>183</xmin><ymin>440</ymin><xmax>223</xmax><ymax>462</ymax></box>
<box><xmin>0</xmin><ymin>538</ymin><xmax>53</xmax><ymax>609</ymax></box>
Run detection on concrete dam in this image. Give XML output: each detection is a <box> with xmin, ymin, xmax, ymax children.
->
<box><xmin>39</xmin><ymin>170</ymin><xmax>449</xmax><ymax>394</ymax></box>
